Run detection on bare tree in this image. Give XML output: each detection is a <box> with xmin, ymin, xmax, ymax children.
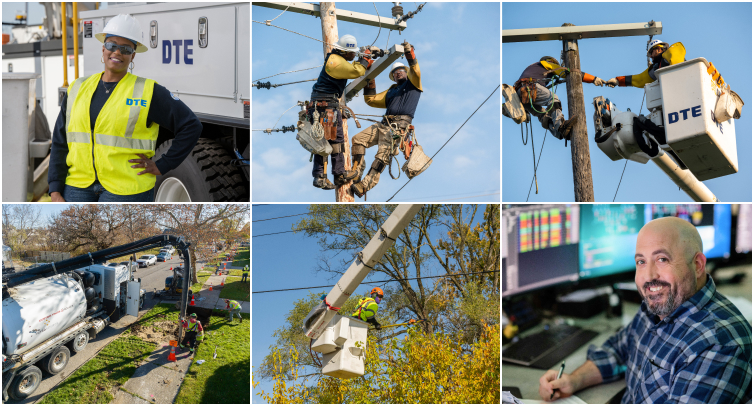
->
<box><xmin>47</xmin><ymin>205</ymin><xmax>130</xmax><ymax>253</ymax></box>
<box><xmin>150</xmin><ymin>204</ymin><xmax>250</xmax><ymax>283</ymax></box>
<box><xmin>2</xmin><ymin>205</ymin><xmax>45</xmax><ymax>255</ymax></box>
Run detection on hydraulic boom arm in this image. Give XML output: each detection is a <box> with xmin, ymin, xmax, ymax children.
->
<box><xmin>302</xmin><ymin>204</ymin><xmax>423</xmax><ymax>339</ymax></box>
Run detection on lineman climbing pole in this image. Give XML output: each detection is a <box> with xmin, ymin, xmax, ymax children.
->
<box><xmin>503</xmin><ymin>21</ymin><xmax>662</xmax><ymax>202</ymax></box>
<box><xmin>254</xmin><ymin>2</ymin><xmax>410</xmax><ymax>202</ymax></box>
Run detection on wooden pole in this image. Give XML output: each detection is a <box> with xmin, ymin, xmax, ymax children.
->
<box><xmin>320</xmin><ymin>2</ymin><xmax>354</xmax><ymax>202</ymax></box>
<box><xmin>561</xmin><ymin>25</ymin><xmax>595</xmax><ymax>202</ymax></box>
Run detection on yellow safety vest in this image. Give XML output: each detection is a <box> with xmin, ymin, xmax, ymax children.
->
<box><xmin>351</xmin><ymin>297</ymin><xmax>378</xmax><ymax>321</ymax></box>
<box><xmin>65</xmin><ymin>72</ymin><xmax>159</xmax><ymax>195</ymax></box>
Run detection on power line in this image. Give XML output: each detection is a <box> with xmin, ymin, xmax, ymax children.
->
<box><xmin>252</xmin><ymin>64</ymin><xmax>323</xmax><ymax>83</ymax></box>
<box><xmin>385</xmin><ymin>84</ymin><xmax>500</xmax><ymax>202</ymax></box>
<box><xmin>431</xmin><ymin>192</ymin><xmax>500</xmax><ymax>202</ymax></box>
<box><xmin>527</xmin><ymin>127</ymin><xmax>548</xmax><ymax>202</ymax></box>
<box><xmin>614</xmin><ymin>93</ymin><xmax>645</xmax><ymax>202</ymax></box>
<box><xmin>252</xmin><ymin>270</ymin><xmax>500</xmax><ymax>294</ymax></box>
<box><xmin>252</xmin><ymin>211</ymin><xmax>312</xmax><ymax>223</ymax></box>
<box><xmin>252</xmin><ymin>20</ymin><xmax>335</xmax><ymax>47</ymax></box>
<box><xmin>254</xmin><ymin>78</ymin><xmax>317</xmax><ymax>89</ymax></box>
<box><xmin>252</xmin><ymin>219</ymin><xmax>361</xmax><ymax>238</ymax></box>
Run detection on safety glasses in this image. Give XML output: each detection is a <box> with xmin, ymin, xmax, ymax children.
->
<box><xmin>104</xmin><ymin>41</ymin><xmax>135</xmax><ymax>55</ymax></box>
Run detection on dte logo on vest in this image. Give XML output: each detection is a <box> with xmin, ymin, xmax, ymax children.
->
<box><xmin>667</xmin><ymin>105</ymin><xmax>702</xmax><ymax>124</ymax></box>
<box><xmin>126</xmin><ymin>98</ymin><xmax>148</xmax><ymax>107</ymax></box>
<box><xmin>162</xmin><ymin>39</ymin><xmax>194</xmax><ymax>65</ymax></box>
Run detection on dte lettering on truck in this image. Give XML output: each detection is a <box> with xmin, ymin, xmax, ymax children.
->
<box><xmin>162</xmin><ymin>39</ymin><xmax>194</xmax><ymax>65</ymax></box>
<box><xmin>667</xmin><ymin>105</ymin><xmax>702</xmax><ymax>124</ymax></box>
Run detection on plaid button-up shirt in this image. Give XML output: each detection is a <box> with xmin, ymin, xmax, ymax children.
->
<box><xmin>587</xmin><ymin>275</ymin><xmax>752</xmax><ymax>403</ymax></box>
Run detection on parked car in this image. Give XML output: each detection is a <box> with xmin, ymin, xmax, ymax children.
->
<box><xmin>156</xmin><ymin>252</ymin><xmax>172</xmax><ymax>262</ymax></box>
<box><xmin>119</xmin><ymin>261</ymin><xmax>139</xmax><ymax>273</ymax></box>
<box><xmin>136</xmin><ymin>255</ymin><xmax>157</xmax><ymax>268</ymax></box>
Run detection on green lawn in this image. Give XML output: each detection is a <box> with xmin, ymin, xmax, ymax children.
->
<box><xmin>231</xmin><ymin>248</ymin><xmax>249</xmax><ymax>267</ymax></box>
<box><xmin>175</xmin><ymin>311</ymin><xmax>250</xmax><ymax>404</ymax></box>
<box><xmin>218</xmin><ymin>279</ymin><xmax>250</xmax><ymax>301</ymax></box>
<box><xmin>39</xmin><ymin>336</ymin><xmax>155</xmax><ymax>404</ymax></box>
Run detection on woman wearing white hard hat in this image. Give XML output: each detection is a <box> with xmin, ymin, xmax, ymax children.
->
<box><xmin>48</xmin><ymin>14</ymin><xmax>202</xmax><ymax>202</ymax></box>
<box><xmin>606</xmin><ymin>39</ymin><xmax>686</xmax><ymax>88</ymax></box>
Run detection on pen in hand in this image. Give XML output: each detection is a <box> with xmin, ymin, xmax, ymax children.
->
<box><xmin>551</xmin><ymin>361</ymin><xmax>566</xmax><ymax>400</ymax></box>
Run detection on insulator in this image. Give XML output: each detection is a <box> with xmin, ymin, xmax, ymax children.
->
<box><xmin>255</xmin><ymin>81</ymin><xmax>272</xmax><ymax>90</ymax></box>
<box><xmin>391</xmin><ymin>5</ymin><xmax>403</xmax><ymax>17</ymax></box>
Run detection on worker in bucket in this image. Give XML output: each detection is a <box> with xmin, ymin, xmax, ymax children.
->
<box><xmin>351</xmin><ymin>287</ymin><xmax>384</xmax><ymax>330</ymax></box>
<box><xmin>606</xmin><ymin>40</ymin><xmax>686</xmax><ymax>88</ymax></box>
<box><xmin>179</xmin><ymin>313</ymin><xmax>204</xmax><ymax>353</ymax></box>
<box><xmin>350</xmin><ymin>40</ymin><xmax>423</xmax><ymax>198</ymax></box>
<box><xmin>515</xmin><ymin>56</ymin><xmax>607</xmax><ymax>141</ymax></box>
<box><xmin>309</xmin><ymin>34</ymin><xmax>373</xmax><ymax>190</ymax></box>
<box><xmin>48</xmin><ymin>14</ymin><xmax>202</xmax><ymax>202</ymax></box>
<box><xmin>224</xmin><ymin>299</ymin><xmax>243</xmax><ymax>322</ymax></box>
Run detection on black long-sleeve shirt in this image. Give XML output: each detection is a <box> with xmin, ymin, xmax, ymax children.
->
<box><xmin>48</xmin><ymin>78</ymin><xmax>203</xmax><ymax>195</ymax></box>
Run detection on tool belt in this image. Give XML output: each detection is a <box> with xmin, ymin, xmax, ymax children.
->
<box><xmin>382</xmin><ymin>114</ymin><xmax>412</xmax><ymax>129</ymax></box>
<box><xmin>514</xmin><ymin>78</ymin><xmax>539</xmax><ymax>106</ymax></box>
<box><xmin>307</xmin><ymin>100</ymin><xmax>340</xmax><ymax>141</ymax></box>
<box><xmin>310</xmin><ymin>91</ymin><xmax>340</xmax><ymax>103</ymax></box>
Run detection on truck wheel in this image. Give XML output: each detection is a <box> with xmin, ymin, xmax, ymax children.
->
<box><xmin>153</xmin><ymin>139</ymin><xmax>249</xmax><ymax>202</ymax></box>
<box><xmin>9</xmin><ymin>365</ymin><xmax>42</xmax><ymax>400</ymax></box>
<box><xmin>67</xmin><ymin>330</ymin><xmax>89</xmax><ymax>353</ymax></box>
<box><xmin>41</xmin><ymin>346</ymin><xmax>70</xmax><ymax>375</ymax></box>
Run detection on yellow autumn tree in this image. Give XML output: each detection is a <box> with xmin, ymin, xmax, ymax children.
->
<box><xmin>255</xmin><ymin>324</ymin><xmax>500</xmax><ymax>404</ymax></box>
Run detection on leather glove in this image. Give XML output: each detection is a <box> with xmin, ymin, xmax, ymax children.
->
<box><xmin>593</xmin><ymin>77</ymin><xmax>605</xmax><ymax>87</ymax></box>
<box><xmin>402</xmin><ymin>40</ymin><xmax>415</xmax><ymax>62</ymax></box>
<box><xmin>375</xmin><ymin>322</ymin><xmax>382</xmax><ymax>330</ymax></box>
<box><xmin>606</xmin><ymin>78</ymin><xmax>619</xmax><ymax>88</ymax></box>
<box><xmin>367</xmin><ymin>79</ymin><xmax>376</xmax><ymax>89</ymax></box>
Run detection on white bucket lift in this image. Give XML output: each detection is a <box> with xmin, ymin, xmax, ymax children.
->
<box><xmin>310</xmin><ymin>315</ymin><xmax>369</xmax><ymax>378</ymax></box>
<box><xmin>592</xmin><ymin>58</ymin><xmax>739</xmax><ymax>201</ymax></box>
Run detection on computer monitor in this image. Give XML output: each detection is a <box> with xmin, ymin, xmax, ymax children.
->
<box><xmin>502</xmin><ymin>205</ymin><xmax>580</xmax><ymax>297</ymax></box>
<box><xmin>645</xmin><ymin>204</ymin><xmax>731</xmax><ymax>260</ymax></box>
<box><xmin>736</xmin><ymin>204</ymin><xmax>752</xmax><ymax>254</ymax></box>
<box><xmin>579</xmin><ymin>204</ymin><xmax>645</xmax><ymax>280</ymax></box>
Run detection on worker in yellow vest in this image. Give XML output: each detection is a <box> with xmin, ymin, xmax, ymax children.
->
<box><xmin>225</xmin><ymin>299</ymin><xmax>243</xmax><ymax>322</ymax></box>
<box><xmin>351</xmin><ymin>287</ymin><xmax>384</xmax><ymax>329</ymax></box>
<box><xmin>606</xmin><ymin>40</ymin><xmax>687</xmax><ymax>88</ymax></box>
<box><xmin>48</xmin><ymin>14</ymin><xmax>202</xmax><ymax>202</ymax></box>
<box><xmin>179</xmin><ymin>313</ymin><xmax>204</xmax><ymax>353</ymax></box>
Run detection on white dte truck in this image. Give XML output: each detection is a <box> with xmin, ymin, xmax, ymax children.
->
<box><xmin>79</xmin><ymin>2</ymin><xmax>250</xmax><ymax>202</ymax></box>
<box><xmin>1</xmin><ymin>235</ymin><xmax>193</xmax><ymax>401</ymax></box>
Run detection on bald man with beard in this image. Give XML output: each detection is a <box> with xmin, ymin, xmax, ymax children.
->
<box><xmin>539</xmin><ymin>217</ymin><xmax>752</xmax><ymax>403</ymax></box>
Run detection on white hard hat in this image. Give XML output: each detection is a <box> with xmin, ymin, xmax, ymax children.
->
<box><xmin>647</xmin><ymin>39</ymin><xmax>669</xmax><ymax>57</ymax></box>
<box><xmin>334</xmin><ymin>34</ymin><xmax>359</xmax><ymax>53</ymax></box>
<box><xmin>95</xmin><ymin>14</ymin><xmax>148</xmax><ymax>53</ymax></box>
<box><xmin>389</xmin><ymin>62</ymin><xmax>407</xmax><ymax>81</ymax></box>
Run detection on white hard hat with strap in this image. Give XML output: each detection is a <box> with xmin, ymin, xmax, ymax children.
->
<box><xmin>389</xmin><ymin>62</ymin><xmax>407</xmax><ymax>81</ymax></box>
<box><xmin>647</xmin><ymin>39</ymin><xmax>669</xmax><ymax>57</ymax></box>
<box><xmin>95</xmin><ymin>14</ymin><xmax>148</xmax><ymax>53</ymax></box>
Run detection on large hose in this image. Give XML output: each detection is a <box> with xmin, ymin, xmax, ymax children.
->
<box><xmin>4</xmin><ymin>235</ymin><xmax>191</xmax><ymax>288</ymax></box>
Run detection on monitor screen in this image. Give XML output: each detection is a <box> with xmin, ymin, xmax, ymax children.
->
<box><xmin>736</xmin><ymin>204</ymin><xmax>752</xmax><ymax>254</ymax></box>
<box><xmin>645</xmin><ymin>204</ymin><xmax>731</xmax><ymax>260</ymax></box>
<box><xmin>502</xmin><ymin>205</ymin><xmax>580</xmax><ymax>297</ymax></box>
<box><xmin>579</xmin><ymin>204</ymin><xmax>645</xmax><ymax>279</ymax></box>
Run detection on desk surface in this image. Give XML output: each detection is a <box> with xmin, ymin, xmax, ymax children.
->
<box><xmin>502</xmin><ymin>267</ymin><xmax>752</xmax><ymax>404</ymax></box>
<box><xmin>501</xmin><ymin>303</ymin><xmax>637</xmax><ymax>403</ymax></box>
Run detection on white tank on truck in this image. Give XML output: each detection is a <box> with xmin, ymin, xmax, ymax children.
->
<box><xmin>2</xmin><ymin>273</ymin><xmax>87</xmax><ymax>356</ymax></box>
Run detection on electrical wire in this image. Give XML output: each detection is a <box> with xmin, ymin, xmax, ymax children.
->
<box><xmin>266</xmin><ymin>4</ymin><xmax>290</xmax><ymax>24</ymax></box>
<box><xmin>252</xmin><ymin>20</ymin><xmax>335</xmax><ymax>47</ymax></box>
<box><xmin>252</xmin><ymin>219</ymin><xmax>362</xmax><ymax>238</ymax></box>
<box><xmin>526</xmin><ymin>127</ymin><xmax>548</xmax><ymax>202</ymax></box>
<box><xmin>613</xmin><ymin>93</ymin><xmax>645</xmax><ymax>201</ymax></box>
<box><xmin>252</xmin><ymin>65</ymin><xmax>322</xmax><ymax>83</ymax></box>
<box><xmin>385</xmin><ymin>85</ymin><xmax>500</xmax><ymax>202</ymax></box>
<box><xmin>252</xmin><ymin>212</ymin><xmax>312</xmax><ymax>223</ymax></box>
<box><xmin>271</xmin><ymin>103</ymin><xmax>301</xmax><ymax>132</ymax></box>
<box><xmin>370</xmin><ymin>2</ymin><xmax>382</xmax><ymax>47</ymax></box>
<box><xmin>252</xmin><ymin>270</ymin><xmax>500</xmax><ymax>294</ymax></box>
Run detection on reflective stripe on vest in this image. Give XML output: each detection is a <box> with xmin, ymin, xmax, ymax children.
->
<box><xmin>352</xmin><ymin>297</ymin><xmax>376</xmax><ymax>321</ymax></box>
<box><xmin>187</xmin><ymin>321</ymin><xmax>200</xmax><ymax>332</ymax></box>
<box><xmin>64</xmin><ymin>72</ymin><xmax>159</xmax><ymax>195</ymax></box>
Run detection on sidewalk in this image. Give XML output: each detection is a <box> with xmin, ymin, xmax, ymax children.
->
<box><xmin>192</xmin><ymin>274</ymin><xmax>250</xmax><ymax>313</ymax></box>
<box><xmin>111</xmin><ymin>345</ymin><xmax>193</xmax><ymax>404</ymax></box>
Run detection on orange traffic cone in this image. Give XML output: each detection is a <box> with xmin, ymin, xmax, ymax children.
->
<box><xmin>168</xmin><ymin>346</ymin><xmax>177</xmax><ymax>361</ymax></box>
<box><xmin>190</xmin><ymin>295</ymin><xmax>195</xmax><ymax>306</ymax></box>
<box><xmin>209</xmin><ymin>284</ymin><xmax>213</xmax><ymax>291</ymax></box>
<box><xmin>221</xmin><ymin>279</ymin><xmax>225</xmax><ymax>287</ymax></box>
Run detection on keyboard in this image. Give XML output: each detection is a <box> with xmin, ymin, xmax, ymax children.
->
<box><xmin>502</xmin><ymin>324</ymin><xmax>599</xmax><ymax>369</ymax></box>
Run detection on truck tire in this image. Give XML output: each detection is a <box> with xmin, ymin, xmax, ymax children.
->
<box><xmin>41</xmin><ymin>346</ymin><xmax>70</xmax><ymax>375</ymax></box>
<box><xmin>67</xmin><ymin>330</ymin><xmax>89</xmax><ymax>353</ymax></box>
<box><xmin>153</xmin><ymin>139</ymin><xmax>249</xmax><ymax>202</ymax></box>
<box><xmin>9</xmin><ymin>365</ymin><xmax>42</xmax><ymax>400</ymax></box>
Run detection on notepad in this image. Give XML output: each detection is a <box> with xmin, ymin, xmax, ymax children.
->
<box><xmin>503</xmin><ymin>390</ymin><xmax>586</xmax><ymax>404</ymax></box>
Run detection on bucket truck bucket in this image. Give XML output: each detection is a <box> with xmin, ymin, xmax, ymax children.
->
<box><xmin>655</xmin><ymin>57</ymin><xmax>737</xmax><ymax>181</ymax></box>
<box><xmin>311</xmin><ymin>315</ymin><xmax>369</xmax><ymax>378</ymax></box>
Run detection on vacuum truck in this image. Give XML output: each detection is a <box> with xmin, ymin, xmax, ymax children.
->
<box><xmin>2</xmin><ymin>235</ymin><xmax>193</xmax><ymax>401</ymax></box>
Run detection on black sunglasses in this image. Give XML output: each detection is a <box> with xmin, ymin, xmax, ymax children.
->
<box><xmin>104</xmin><ymin>41</ymin><xmax>134</xmax><ymax>55</ymax></box>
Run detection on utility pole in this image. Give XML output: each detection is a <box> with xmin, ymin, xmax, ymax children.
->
<box><xmin>319</xmin><ymin>2</ymin><xmax>354</xmax><ymax>202</ymax></box>
<box><xmin>503</xmin><ymin>21</ymin><xmax>662</xmax><ymax>202</ymax></box>
<box><xmin>561</xmin><ymin>24</ymin><xmax>594</xmax><ymax>201</ymax></box>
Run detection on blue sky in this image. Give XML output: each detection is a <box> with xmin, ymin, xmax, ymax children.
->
<box><xmin>252</xmin><ymin>2</ymin><xmax>500</xmax><ymax>202</ymax></box>
<box><xmin>251</xmin><ymin>204</ymin><xmax>489</xmax><ymax>402</ymax></box>
<box><xmin>503</xmin><ymin>3</ymin><xmax>752</xmax><ymax>202</ymax></box>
